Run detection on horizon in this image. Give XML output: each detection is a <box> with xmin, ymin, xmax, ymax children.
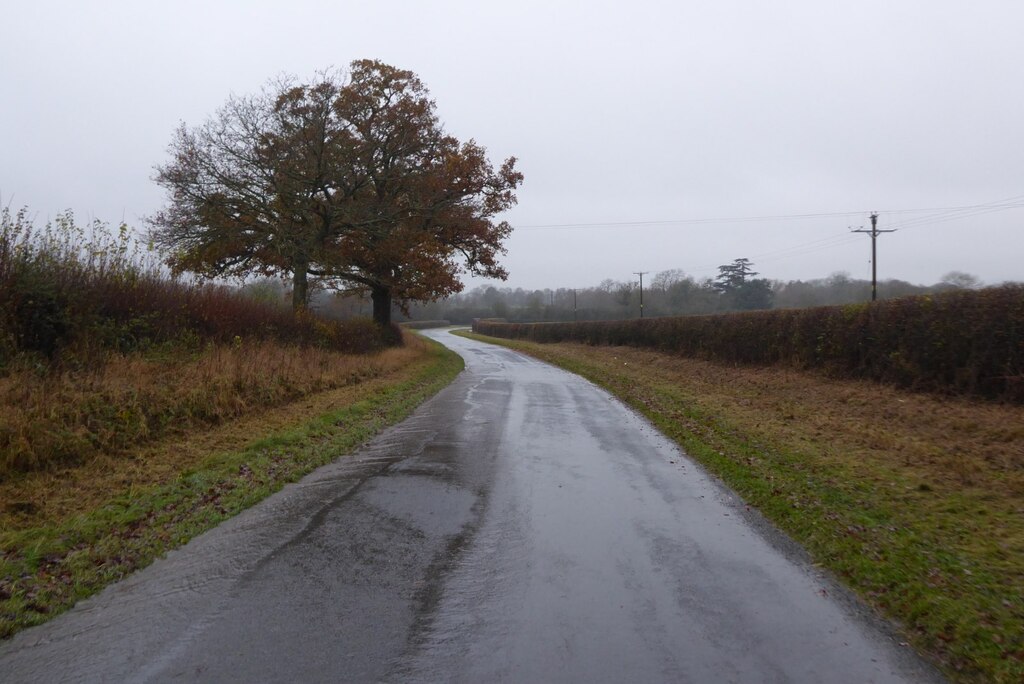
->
<box><xmin>4</xmin><ymin>1</ymin><xmax>1023</xmax><ymax>291</ymax></box>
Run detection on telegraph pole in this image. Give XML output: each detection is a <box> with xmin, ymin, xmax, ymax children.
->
<box><xmin>573</xmin><ymin>288</ymin><xmax>577</xmax><ymax>321</ymax></box>
<box><xmin>851</xmin><ymin>213</ymin><xmax>896</xmax><ymax>302</ymax></box>
<box><xmin>634</xmin><ymin>271</ymin><xmax>648</xmax><ymax>318</ymax></box>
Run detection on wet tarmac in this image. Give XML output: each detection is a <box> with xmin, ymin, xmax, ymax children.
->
<box><xmin>0</xmin><ymin>329</ymin><xmax>943</xmax><ymax>683</ymax></box>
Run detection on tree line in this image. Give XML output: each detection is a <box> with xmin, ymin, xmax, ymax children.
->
<box><xmin>397</xmin><ymin>263</ymin><xmax>990</xmax><ymax>324</ymax></box>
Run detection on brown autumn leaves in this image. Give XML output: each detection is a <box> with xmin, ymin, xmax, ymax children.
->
<box><xmin>149</xmin><ymin>60</ymin><xmax>522</xmax><ymax>325</ymax></box>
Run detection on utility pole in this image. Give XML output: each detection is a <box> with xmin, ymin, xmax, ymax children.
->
<box><xmin>634</xmin><ymin>271</ymin><xmax>648</xmax><ymax>318</ymax></box>
<box><xmin>573</xmin><ymin>288</ymin><xmax>577</xmax><ymax>322</ymax></box>
<box><xmin>851</xmin><ymin>213</ymin><xmax>896</xmax><ymax>302</ymax></box>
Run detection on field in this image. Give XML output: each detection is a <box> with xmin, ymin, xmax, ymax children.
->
<box><xmin>460</xmin><ymin>331</ymin><xmax>1024</xmax><ymax>683</ymax></box>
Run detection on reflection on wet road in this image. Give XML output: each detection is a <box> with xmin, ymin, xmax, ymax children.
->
<box><xmin>0</xmin><ymin>330</ymin><xmax>941</xmax><ymax>683</ymax></box>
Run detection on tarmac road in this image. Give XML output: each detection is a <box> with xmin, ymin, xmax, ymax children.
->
<box><xmin>0</xmin><ymin>329</ymin><xmax>942</xmax><ymax>683</ymax></box>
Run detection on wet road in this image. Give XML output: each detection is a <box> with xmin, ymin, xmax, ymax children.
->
<box><xmin>0</xmin><ymin>330</ymin><xmax>940</xmax><ymax>683</ymax></box>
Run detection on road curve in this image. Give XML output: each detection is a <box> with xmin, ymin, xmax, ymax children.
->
<box><xmin>0</xmin><ymin>329</ymin><xmax>941</xmax><ymax>683</ymax></box>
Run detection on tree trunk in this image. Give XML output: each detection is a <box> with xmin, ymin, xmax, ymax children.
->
<box><xmin>370</xmin><ymin>285</ymin><xmax>392</xmax><ymax>326</ymax></box>
<box><xmin>292</xmin><ymin>263</ymin><xmax>309</xmax><ymax>312</ymax></box>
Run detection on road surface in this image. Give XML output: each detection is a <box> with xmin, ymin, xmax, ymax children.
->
<box><xmin>0</xmin><ymin>329</ymin><xmax>941</xmax><ymax>683</ymax></box>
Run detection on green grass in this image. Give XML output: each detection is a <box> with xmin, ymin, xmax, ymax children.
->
<box><xmin>456</xmin><ymin>330</ymin><xmax>1023</xmax><ymax>683</ymax></box>
<box><xmin>0</xmin><ymin>336</ymin><xmax>463</xmax><ymax>639</ymax></box>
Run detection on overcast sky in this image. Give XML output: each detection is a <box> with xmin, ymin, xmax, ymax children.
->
<box><xmin>3</xmin><ymin>1</ymin><xmax>1023</xmax><ymax>290</ymax></box>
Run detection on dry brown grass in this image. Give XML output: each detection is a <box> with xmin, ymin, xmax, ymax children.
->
<box><xmin>542</xmin><ymin>344</ymin><xmax>1024</xmax><ymax>572</ymax></box>
<box><xmin>0</xmin><ymin>336</ymin><xmax>423</xmax><ymax>477</ymax></box>
<box><xmin>0</xmin><ymin>332</ymin><xmax>460</xmax><ymax>640</ymax></box>
<box><xmin>612</xmin><ymin>346</ymin><xmax>1024</xmax><ymax>491</ymax></box>
<box><xmin>0</xmin><ymin>334</ymin><xmax>433</xmax><ymax>533</ymax></box>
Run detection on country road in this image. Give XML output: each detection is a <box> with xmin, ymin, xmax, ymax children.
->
<box><xmin>0</xmin><ymin>329</ymin><xmax>941</xmax><ymax>683</ymax></box>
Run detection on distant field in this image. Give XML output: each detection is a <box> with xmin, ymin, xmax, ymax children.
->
<box><xmin>460</xmin><ymin>331</ymin><xmax>1024</xmax><ymax>683</ymax></box>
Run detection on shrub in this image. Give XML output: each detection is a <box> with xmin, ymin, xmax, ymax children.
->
<box><xmin>474</xmin><ymin>287</ymin><xmax>1024</xmax><ymax>401</ymax></box>
<box><xmin>0</xmin><ymin>207</ymin><xmax>398</xmax><ymax>368</ymax></box>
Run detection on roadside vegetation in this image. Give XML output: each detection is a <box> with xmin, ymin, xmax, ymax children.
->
<box><xmin>0</xmin><ymin>206</ymin><xmax>463</xmax><ymax>638</ymax></box>
<box><xmin>475</xmin><ymin>286</ymin><xmax>1024</xmax><ymax>402</ymax></box>
<box><xmin>2</xmin><ymin>56</ymin><xmax>517</xmax><ymax>642</ymax></box>
<box><xmin>460</xmin><ymin>331</ymin><xmax>1024</xmax><ymax>683</ymax></box>
<box><xmin>0</xmin><ymin>335</ymin><xmax>461</xmax><ymax>639</ymax></box>
<box><xmin>0</xmin><ymin>207</ymin><xmax>398</xmax><ymax>477</ymax></box>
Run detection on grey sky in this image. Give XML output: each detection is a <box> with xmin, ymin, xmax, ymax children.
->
<box><xmin>3</xmin><ymin>1</ymin><xmax>1023</xmax><ymax>290</ymax></box>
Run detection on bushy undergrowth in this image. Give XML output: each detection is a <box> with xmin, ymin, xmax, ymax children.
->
<box><xmin>475</xmin><ymin>287</ymin><xmax>1024</xmax><ymax>400</ymax></box>
<box><xmin>0</xmin><ymin>339</ymin><xmax>420</xmax><ymax>477</ymax></box>
<box><xmin>0</xmin><ymin>206</ymin><xmax>403</xmax><ymax>477</ymax></box>
<box><xmin>0</xmin><ymin>207</ymin><xmax>398</xmax><ymax>369</ymax></box>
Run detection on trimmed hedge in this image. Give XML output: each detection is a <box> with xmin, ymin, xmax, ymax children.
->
<box><xmin>400</xmin><ymin>319</ymin><xmax>451</xmax><ymax>330</ymax></box>
<box><xmin>474</xmin><ymin>287</ymin><xmax>1024</xmax><ymax>400</ymax></box>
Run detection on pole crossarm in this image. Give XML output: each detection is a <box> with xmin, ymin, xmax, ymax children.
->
<box><xmin>851</xmin><ymin>213</ymin><xmax>896</xmax><ymax>302</ymax></box>
<box><xmin>633</xmin><ymin>271</ymin><xmax>648</xmax><ymax>318</ymax></box>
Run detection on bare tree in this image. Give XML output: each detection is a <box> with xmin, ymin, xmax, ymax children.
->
<box><xmin>150</xmin><ymin>72</ymin><xmax>355</xmax><ymax>310</ymax></box>
<box><xmin>940</xmin><ymin>271</ymin><xmax>983</xmax><ymax>290</ymax></box>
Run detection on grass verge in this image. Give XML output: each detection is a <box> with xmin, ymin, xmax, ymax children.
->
<box><xmin>1</xmin><ymin>337</ymin><xmax>414</xmax><ymax>476</ymax></box>
<box><xmin>0</xmin><ymin>334</ymin><xmax>462</xmax><ymax>639</ymax></box>
<box><xmin>457</xmin><ymin>331</ymin><xmax>1023</xmax><ymax>683</ymax></box>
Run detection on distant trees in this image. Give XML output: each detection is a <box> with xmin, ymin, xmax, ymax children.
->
<box><xmin>713</xmin><ymin>258</ymin><xmax>773</xmax><ymax>310</ymax></box>
<box><xmin>402</xmin><ymin>267</ymin><xmax>992</xmax><ymax>324</ymax></box>
<box><xmin>732</xmin><ymin>278</ymin><xmax>774</xmax><ymax>310</ymax></box>
<box><xmin>150</xmin><ymin>60</ymin><xmax>522</xmax><ymax>324</ymax></box>
<box><xmin>940</xmin><ymin>271</ymin><xmax>983</xmax><ymax>290</ymax></box>
<box><xmin>713</xmin><ymin>258</ymin><xmax>757</xmax><ymax>293</ymax></box>
<box><xmin>650</xmin><ymin>268</ymin><xmax>688</xmax><ymax>292</ymax></box>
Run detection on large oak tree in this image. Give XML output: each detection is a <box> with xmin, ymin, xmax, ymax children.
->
<box><xmin>150</xmin><ymin>73</ymin><xmax>353</xmax><ymax>310</ymax></box>
<box><xmin>325</xmin><ymin>60</ymin><xmax>521</xmax><ymax>324</ymax></box>
<box><xmin>150</xmin><ymin>60</ymin><xmax>521</xmax><ymax>323</ymax></box>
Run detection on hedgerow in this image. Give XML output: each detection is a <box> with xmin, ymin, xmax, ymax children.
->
<box><xmin>474</xmin><ymin>287</ymin><xmax>1024</xmax><ymax>400</ymax></box>
<box><xmin>0</xmin><ymin>207</ymin><xmax>398</xmax><ymax>369</ymax></box>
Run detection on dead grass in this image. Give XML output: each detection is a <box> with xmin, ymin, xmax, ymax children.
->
<box><xmin>463</xmin><ymin>334</ymin><xmax>1024</xmax><ymax>683</ymax></box>
<box><xmin>0</xmin><ymin>336</ymin><xmax>426</xmax><ymax>533</ymax></box>
<box><xmin>0</xmin><ymin>332</ymin><xmax>462</xmax><ymax>639</ymax></box>
<box><xmin>618</xmin><ymin>346</ymin><xmax>1024</xmax><ymax>492</ymax></box>
<box><xmin>0</xmin><ymin>337</ymin><xmax>422</xmax><ymax>477</ymax></box>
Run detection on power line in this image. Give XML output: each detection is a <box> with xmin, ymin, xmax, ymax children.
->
<box><xmin>745</xmin><ymin>232</ymin><xmax>862</xmax><ymax>262</ymax></box>
<box><xmin>504</xmin><ymin>194</ymin><xmax>1023</xmax><ymax>286</ymax></box>
<box><xmin>706</xmin><ymin>193</ymin><xmax>1024</xmax><ymax>272</ymax></box>
<box><xmin>884</xmin><ymin>195</ymin><xmax>1024</xmax><ymax>232</ymax></box>
<box><xmin>513</xmin><ymin>196</ymin><xmax>1024</xmax><ymax>231</ymax></box>
<box><xmin>516</xmin><ymin>193</ymin><xmax>1024</xmax><ymax>278</ymax></box>
<box><xmin>516</xmin><ymin>210</ymin><xmax>866</xmax><ymax>230</ymax></box>
<box><xmin>683</xmin><ymin>234</ymin><xmax>866</xmax><ymax>277</ymax></box>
